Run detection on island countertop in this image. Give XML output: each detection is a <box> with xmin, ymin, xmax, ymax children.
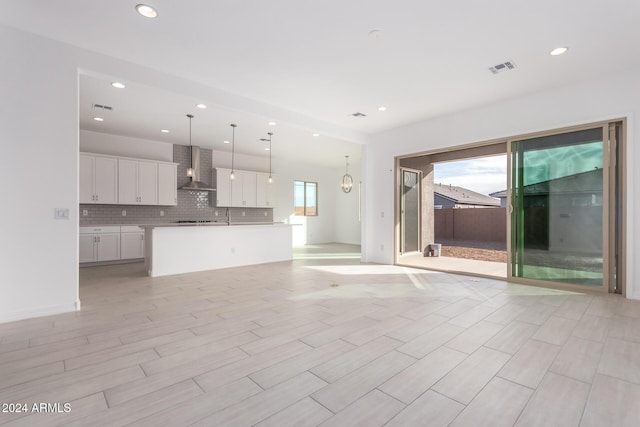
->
<box><xmin>141</xmin><ymin>221</ymin><xmax>287</xmax><ymax>228</ymax></box>
<box><xmin>144</xmin><ymin>222</ymin><xmax>293</xmax><ymax>277</ymax></box>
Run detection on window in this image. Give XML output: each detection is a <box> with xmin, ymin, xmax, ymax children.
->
<box><xmin>294</xmin><ymin>181</ymin><xmax>317</xmax><ymax>216</ymax></box>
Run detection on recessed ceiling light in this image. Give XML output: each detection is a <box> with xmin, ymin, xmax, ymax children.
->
<box><xmin>312</xmin><ymin>133</ymin><xmax>320</xmax><ymax>137</ymax></box>
<box><xmin>264</xmin><ymin>147</ymin><xmax>271</xmax><ymax>151</ymax></box>
<box><xmin>550</xmin><ymin>47</ymin><xmax>568</xmax><ymax>56</ymax></box>
<box><xmin>136</xmin><ymin>4</ymin><xmax>157</xmax><ymax>18</ymax></box>
<box><xmin>268</xmin><ymin>121</ymin><xmax>277</xmax><ymax>126</ymax></box>
<box><xmin>196</xmin><ymin>103</ymin><xmax>207</xmax><ymax>109</ymax></box>
<box><xmin>161</xmin><ymin>129</ymin><xmax>170</xmax><ymax>133</ymax></box>
<box><xmin>378</xmin><ymin>106</ymin><xmax>387</xmax><ymax>112</ymax></box>
<box><xmin>93</xmin><ymin>117</ymin><xmax>104</xmax><ymax>122</ymax></box>
<box><xmin>223</xmin><ymin>140</ymin><xmax>230</xmax><ymax>144</ymax></box>
<box><xmin>111</xmin><ymin>82</ymin><xmax>125</xmax><ymax>89</ymax></box>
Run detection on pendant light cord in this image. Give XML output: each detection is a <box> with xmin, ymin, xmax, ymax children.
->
<box><xmin>187</xmin><ymin>114</ymin><xmax>194</xmax><ymax>178</ymax></box>
<box><xmin>268</xmin><ymin>132</ymin><xmax>273</xmax><ymax>181</ymax></box>
<box><xmin>230</xmin><ymin>124</ymin><xmax>237</xmax><ymax>178</ymax></box>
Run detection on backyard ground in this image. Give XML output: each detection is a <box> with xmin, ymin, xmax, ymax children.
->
<box><xmin>438</xmin><ymin>239</ymin><xmax>507</xmax><ymax>263</ymax></box>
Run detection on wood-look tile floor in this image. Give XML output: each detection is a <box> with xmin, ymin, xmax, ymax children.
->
<box><xmin>1</xmin><ymin>248</ymin><xmax>640</xmax><ymax>426</ymax></box>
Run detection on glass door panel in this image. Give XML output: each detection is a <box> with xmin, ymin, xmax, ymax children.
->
<box><xmin>510</xmin><ymin>127</ymin><xmax>606</xmax><ymax>288</ymax></box>
<box><xmin>401</xmin><ymin>169</ymin><xmax>421</xmax><ymax>253</ymax></box>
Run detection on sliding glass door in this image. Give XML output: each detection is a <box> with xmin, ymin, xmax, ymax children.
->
<box><xmin>509</xmin><ymin>125</ymin><xmax>611</xmax><ymax>289</ymax></box>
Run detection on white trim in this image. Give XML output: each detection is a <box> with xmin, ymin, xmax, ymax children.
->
<box><xmin>0</xmin><ymin>302</ymin><xmax>79</xmax><ymax>324</ymax></box>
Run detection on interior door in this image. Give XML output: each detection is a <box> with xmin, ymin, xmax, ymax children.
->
<box><xmin>508</xmin><ymin>125</ymin><xmax>610</xmax><ymax>290</ymax></box>
<box><xmin>400</xmin><ymin>168</ymin><xmax>421</xmax><ymax>254</ymax></box>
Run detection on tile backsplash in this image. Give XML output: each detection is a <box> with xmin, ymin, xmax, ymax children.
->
<box><xmin>79</xmin><ymin>145</ymin><xmax>273</xmax><ymax>226</ymax></box>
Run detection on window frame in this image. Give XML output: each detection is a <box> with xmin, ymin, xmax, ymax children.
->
<box><xmin>294</xmin><ymin>180</ymin><xmax>318</xmax><ymax>216</ymax></box>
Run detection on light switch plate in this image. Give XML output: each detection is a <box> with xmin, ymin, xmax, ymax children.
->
<box><xmin>122</xmin><ymin>210</ymin><xmax>127</xmax><ymax>216</ymax></box>
<box><xmin>54</xmin><ymin>208</ymin><xmax>69</xmax><ymax>220</ymax></box>
<box><xmin>160</xmin><ymin>210</ymin><xmax>164</xmax><ymax>217</ymax></box>
<box><xmin>82</xmin><ymin>209</ymin><xmax>88</xmax><ymax>217</ymax></box>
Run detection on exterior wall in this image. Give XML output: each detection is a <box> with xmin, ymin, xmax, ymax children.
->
<box><xmin>434</xmin><ymin>195</ymin><xmax>456</xmax><ymax>209</ymax></box>
<box><xmin>399</xmin><ymin>157</ymin><xmax>435</xmax><ymax>251</ymax></box>
<box><xmin>435</xmin><ymin>208</ymin><xmax>506</xmax><ymax>242</ymax></box>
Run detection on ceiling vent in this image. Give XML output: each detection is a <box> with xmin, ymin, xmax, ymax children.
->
<box><xmin>351</xmin><ymin>112</ymin><xmax>367</xmax><ymax>118</ymax></box>
<box><xmin>92</xmin><ymin>103</ymin><xmax>113</xmax><ymax>111</ymax></box>
<box><xmin>489</xmin><ymin>61</ymin><xmax>517</xmax><ymax>75</ymax></box>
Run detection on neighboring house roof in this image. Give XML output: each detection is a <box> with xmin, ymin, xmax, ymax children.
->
<box><xmin>489</xmin><ymin>169</ymin><xmax>602</xmax><ymax>199</ymax></box>
<box><xmin>434</xmin><ymin>183</ymin><xmax>500</xmax><ymax>207</ymax></box>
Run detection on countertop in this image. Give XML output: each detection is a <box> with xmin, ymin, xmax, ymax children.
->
<box><xmin>81</xmin><ymin>222</ymin><xmax>285</xmax><ymax>228</ymax></box>
<box><xmin>142</xmin><ymin>221</ymin><xmax>288</xmax><ymax>228</ymax></box>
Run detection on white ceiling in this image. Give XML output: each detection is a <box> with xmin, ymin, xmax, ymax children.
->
<box><xmin>78</xmin><ymin>74</ymin><xmax>362</xmax><ymax>167</ymax></box>
<box><xmin>2</xmin><ymin>0</ymin><xmax>640</xmax><ymax>166</ymax></box>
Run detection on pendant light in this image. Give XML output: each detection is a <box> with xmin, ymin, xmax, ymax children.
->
<box><xmin>186</xmin><ymin>114</ymin><xmax>194</xmax><ymax>177</ymax></box>
<box><xmin>230</xmin><ymin>124</ymin><xmax>237</xmax><ymax>180</ymax></box>
<box><xmin>341</xmin><ymin>155</ymin><xmax>353</xmax><ymax>193</ymax></box>
<box><xmin>268</xmin><ymin>132</ymin><xmax>273</xmax><ymax>183</ymax></box>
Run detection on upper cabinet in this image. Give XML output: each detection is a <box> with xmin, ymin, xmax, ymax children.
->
<box><xmin>158</xmin><ymin>163</ymin><xmax>178</xmax><ymax>206</ymax></box>
<box><xmin>80</xmin><ymin>153</ymin><xmax>177</xmax><ymax>206</ymax></box>
<box><xmin>215</xmin><ymin>168</ymin><xmax>232</xmax><ymax>207</ymax></box>
<box><xmin>215</xmin><ymin>168</ymin><xmax>273</xmax><ymax>208</ymax></box>
<box><xmin>118</xmin><ymin>159</ymin><xmax>158</xmax><ymax>205</ymax></box>
<box><xmin>256</xmin><ymin>173</ymin><xmax>277</xmax><ymax>207</ymax></box>
<box><xmin>80</xmin><ymin>154</ymin><xmax>118</xmax><ymax>204</ymax></box>
<box><xmin>231</xmin><ymin>171</ymin><xmax>257</xmax><ymax>208</ymax></box>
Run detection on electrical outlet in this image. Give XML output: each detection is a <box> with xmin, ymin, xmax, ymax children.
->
<box><xmin>122</xmin><ymin>210</ymin><xmax>126</xmax><ymax>217</ymax></box>
<box><xmin>82</xmin><ymin>209</ymin><xmax>88</xmax><ymax>217</ymax></box>
<box><xmin>264</xmin><ymin>211</ymin><xmax>267</xmax><ymax>217</ymax></box>
<box><xmin>242</xmin><ymin>211</ymin><xmax>246</xmax><ymax>217</ymax></box>
<box><xmin>160</xmin><ymin>210</ymin><xmax>164</xmax><ymax>217</ymax></box>
<box><xmin>214</xmin><ymin>210</ymin><xmax>218</xmax><ymax>217</ymax></box>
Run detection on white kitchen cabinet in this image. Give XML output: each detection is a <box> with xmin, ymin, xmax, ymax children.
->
<box><xmin>157</xmin><ymin>163</ymin><xmax>178</xmax><ymax>206</ymax></box>
<box><xmin>215</xmin><ymin>168</ymin><xmax>232</xmax><ymax>207</ymax></box>
<box><xmin>79</xmin><ymin>226</ymin><xmax>121</xmax><ymax>262</ymax></box>
<box><xmin>79</xmin><ymin>234</ymin><xmax>97</xmax><ymax>263</ymax></box>
<box><xmin>80</xmin><ymin>154</ymin><xmax>118</xmax><ymax>204</ymax></box>
<box><xmin>118</xmin><ymin>159</ymin><xmax>158</xmax><ymax>205</ymax></box>
<box><xmin>256</xmin><ymin>173</ymin><xmax>277</xmax><ymax>207</ymax></box>
<box><xmin>121</xmin><ymin>226</ymin><xmax>145</xmax><ymax>259</ymax></box>
<box><xmin>231</xmin><ymin>171</ymin><xmax>257</xmax><ymax>207</ymax></box>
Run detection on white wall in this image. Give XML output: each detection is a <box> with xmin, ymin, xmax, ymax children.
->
<box><xmin>0</xmin><ymin>25</ymin><xmax>80</xmax><ymax>322</ymax></box>
<box><xmin>0</xmin><ymin>23</ymin><xmax>360</xmax><ymax>323</ymax></box>
<box><xmin>80</xmin><ymin>130</ymin><xmax>173</xmax><ymax>162</ymax></box>
<box><xmin>335</xmin><ymin>162</ymin><xmax>362</xmax><ymax>245</ymax></box>
<box><xmin>364</xmin><ymin>69</ymin><xmax>638</xmax><ymax>299</ymax></box>
<box><xmin>275</xmin><ymin>160</ymin><xmax>337</xmax><ymax>245</ymax></box>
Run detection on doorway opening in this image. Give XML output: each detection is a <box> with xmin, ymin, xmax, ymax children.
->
<box><xmin>395</xmin><ymin>120</ymin><xmax>626</xmax><ymax>295</ymax></box>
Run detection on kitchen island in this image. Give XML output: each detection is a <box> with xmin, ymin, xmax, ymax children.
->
<box><xmin>143</xmin><ymin>223</ymin><xmax>292</xmax><ymax>277</ymax></box>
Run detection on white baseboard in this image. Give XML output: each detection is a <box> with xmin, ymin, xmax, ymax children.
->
<box><xmin>0</xmin><ymin>301</ymin><xmax>79</xmax><ymax>324</ymax></box>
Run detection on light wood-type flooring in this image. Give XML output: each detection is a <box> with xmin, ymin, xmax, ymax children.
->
<box><xmin>1</xmin><ymin>247</ymin><xmax>640</xmax><ymax>426</ymax></box>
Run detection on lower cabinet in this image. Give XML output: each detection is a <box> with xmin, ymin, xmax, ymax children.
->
<box><xmin>79</xmin><ymin>226</ymin><xmax>121</xmax><ymax>262</ymax></box>
<box><xmin>80</xmin><ymin>225</ymin><xmax>145</xmax><ymax>263</ymax></box>
<box><xmin>121</xmin><ymin>226</ymin><xmax>145</xmax><ymax>259</ymax></box>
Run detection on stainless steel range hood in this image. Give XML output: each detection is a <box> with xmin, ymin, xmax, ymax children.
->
<box><xmin>180</xmin><ymin>145</ymin><xmax>216</xmax><ymax>191</ymax></box>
